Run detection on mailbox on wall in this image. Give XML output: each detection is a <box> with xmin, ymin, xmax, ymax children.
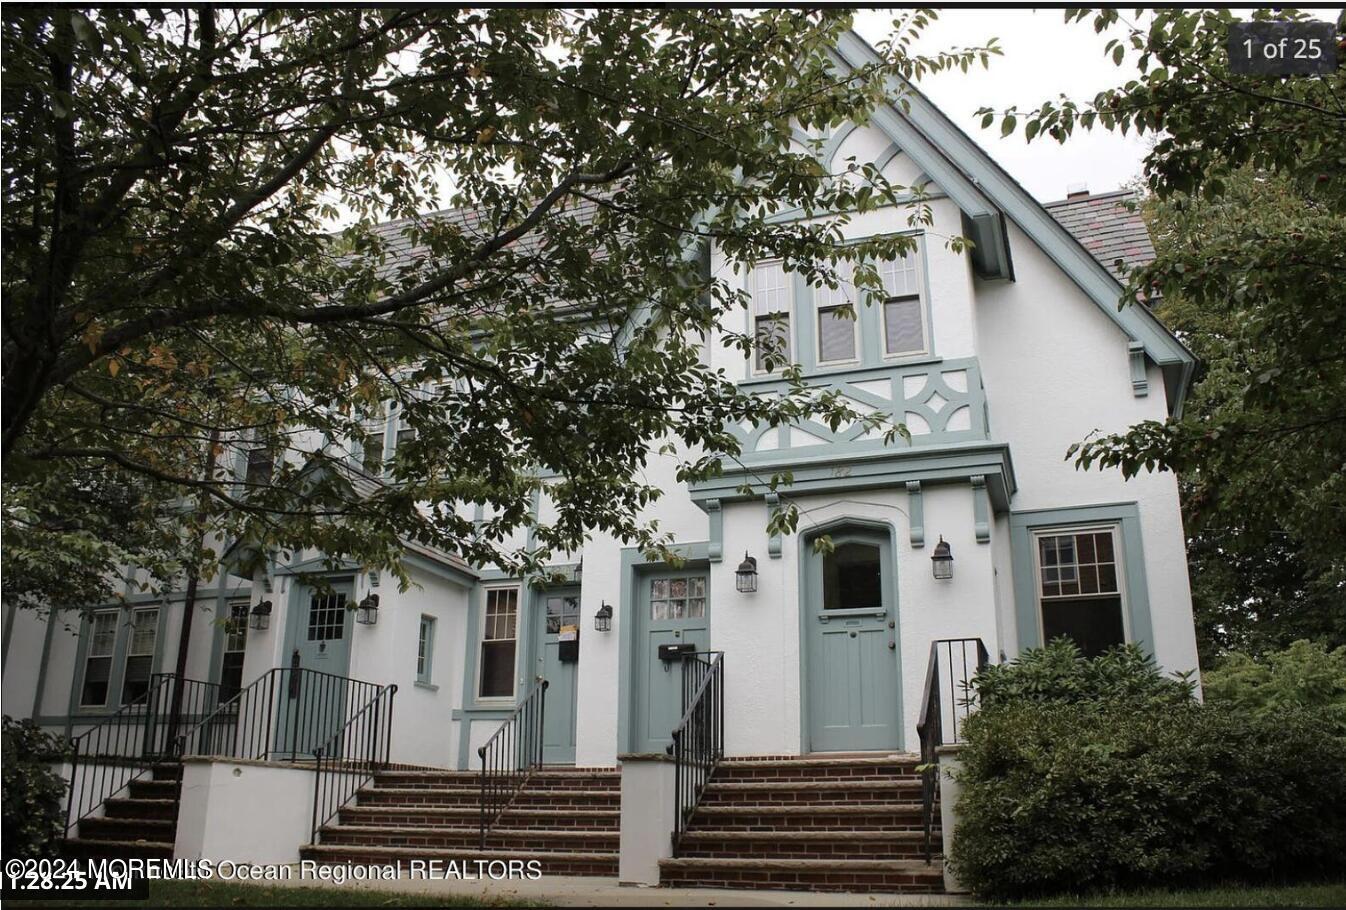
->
<box><xmin>558</xmin><ymin>624</ymin><xmax>579</xmax><ymax>662</ymax></box>
<box><xmin>657</xmin><ymin>642</ymin><xmax>698</xmax><ymax>662</ymax></box>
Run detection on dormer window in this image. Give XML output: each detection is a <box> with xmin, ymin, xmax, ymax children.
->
<box><xmin>879</xmin><ymin>244</ymin><xmax>928</xmax><ymax>358</ymax></box>
<box><xmin>751</xmin><ymin>260</ymin><xmax>792</xmax><ymax>373</ymax></box>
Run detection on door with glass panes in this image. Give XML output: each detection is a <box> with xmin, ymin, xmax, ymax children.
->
<box><xmin>632</xmin><ymin>569</ymin><xmax>709</xmax><ymax>753</ymax></box>
<box><xmin>276</xmin><ymin>582</ymin><xmax>353</xmax><ymax>758</ymax></box>
<box><xmin>534</xmin><ymin>587</ymin><xmax>580</xmax><ymax>764</ymax></box>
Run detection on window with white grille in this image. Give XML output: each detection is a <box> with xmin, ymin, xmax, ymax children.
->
<box><xmin>815</xmin><ymin>259</ymin><xmax>858</xmax><ymax>364</ymax></box>
<box><xmin>879</xmin><ymin>246</ymin><xmax>928</xmax><ymax>357</ymax></box>
<box><xmin>751</xmin><ymin>260</ymin><xmax>792</xmax><ymax>372</ymax></box>
<box><xmin>479</xmin><ymin>587</ymin><xmax>519</xmax><ymax>698</ymax></box>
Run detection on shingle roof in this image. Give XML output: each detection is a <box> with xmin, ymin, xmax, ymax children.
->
<box><xmin>1044</xmin><ymin>189</ymin><xmax>1155</xmax><ymax>282</ymax></box>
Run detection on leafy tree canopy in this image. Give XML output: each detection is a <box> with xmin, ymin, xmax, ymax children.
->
<box><xmin>978</xmin><ymin>8</ymin><xmax>1346</xmax><ymax>654</ymax></box>
<box><xmin>2</xmin><ymin>8</ymin><xmax>997</xmax><ymax>611</ymax></box>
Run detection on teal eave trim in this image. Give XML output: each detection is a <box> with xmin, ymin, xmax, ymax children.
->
<box><xmin>1007</xmin><ymin>502</ymin><xmax>1155</xmax><ymax>657</ymax></box>
<box><xmin>402</xmin><ymin>551</ymin><xmax>476</xmax><ymax>589</ymax></box>
<box><xmin>830</xmin><ymin>30</ymin><xmax>1196</xmax><ymax>415</ymax></box>
<box><xmin>688</xmin><ymin>441</ymin><xmax>1016</xmax><ymax>512</ymax></box>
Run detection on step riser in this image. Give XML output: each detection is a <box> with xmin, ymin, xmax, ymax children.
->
<box><xmin>64</xmin><ymin>840</ymin><xmax>174</xmax><ymax>861</ymax></box>
<box><xmin>679</xmin><ymin>842</ymin><xmax>931</xmax><ymax>860</ymax></box>
<box><xmin>301</xmin><ymin>849</ymin><xmax>616</xmax><ymax>877</ymax></box>
<box><xmin>700</xmin><ymin>789</ymin><xmax>923</xmax><ymax>807</ymax></box>
<box><xmin>717</xmin><ymin>765</ymin><xmax>922</xmax><ymax>780</ymax></box>
<box><xmin>76</xmin><ymin>819</ymin><xmax>175</xmax><ymax>844</ymax></box>
<box><xmin>358</xmin><ymin>793</ymin><xmax>619</xmax><ymax>810</ymax></box>
<box><xmin>104</xmin><ymin>800</ymin><xmax>178</xmax><ymax>822</ymax></box>
<box><xmin>319</xmin><ymin>831</ymin><xmax>619</xmax><ymax>853</ymax></box>
<box><xmin>690</xmin><ymin>812</ymin><xmax>926</xmax><ymax>829</ymax></box>
<box><xmin>659</xmin><ymin>870</ymin><xmax>943</xmax><ymax>894</ymax></box>
<box><xmin>338</xmin><ymin>810</ymin><xmax>619</xmax><ymax>831</ymax></box>
<box><xmin>376</xmin><ymin>777</ymin><xmax>619</xmax><ymax>791</ymax></box>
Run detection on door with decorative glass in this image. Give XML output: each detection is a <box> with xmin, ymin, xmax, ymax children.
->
<box><xmin>277</xmin><ymin>581</ymin><xmax>354</xmax><ymax>758</ymax></box>
<box><xmin>535</xmin><ymin>587</ymin><xmax>580</xmax><ymax>764</ymax></box>
<box><xmin>633</xmin><ymin>569</ymin><xmax>710</xmax><ymax>753</ymax></box>
<box><xmin>805</xmin><ymin>528</ymin><xmax>901</xmax><ymax>752</ymax></box>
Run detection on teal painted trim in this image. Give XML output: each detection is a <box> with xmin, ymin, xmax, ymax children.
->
<box><xmin>963</xmin><ymin>210</ymin><xmax>1016</xmax><ymax>281</ymax></box>
<box><xmin>274</xmin><ymin>555</ymin><xmax>361</xmax><ymax>577</ymax></box>
<box><xmin>205</xmin><ymin>587</ymin><xmax>232</xmax><ymax>689</ymax></box>
<box><xmin>68</xmin><ymin>602</ymin><xmax>169</xmax><ymax>717</ymax></box>
<box><xmin>617</xmin><ymin>542</ymin><xmax>711</xmax><ymax>755</ymax></box>
<box><xmin>1008</xmin><ymin>502</ymin><xmax>1155</xmax><ymax>657</ymax></box>
<box><xmin>906</xmin><ymin>481</ymin><xmax>924</xmax><ymax>548</ymax></box>
<box><xmin>690</xmin><ymin>441</ymin><xmax>1016</xmax><ymax>512</ymax></box>
<box><xmin>280</xmin><ymin>572</ymin><xmax>356</xmax><ymax>678</ymax></box>
<box><xmin>765</xmin><ymin>492</ymin><xmax>782</xmax><ymax>558</ymax></box>
<box><xmin>793</xmin><ymin>269</ymin><xmax>817</xmax><ymax>374</ymax></box>
<box><xmin>33</xmin><ymin>611</ymin><xmax>57</xmax><ymax>721</ymax></box>
<box><xmin>2</xmin><ymin>603</ymin><xmax>15</xmax><ymax>667</ymax></box>
<box><xmin>402</xmin><ymin>551</ymin><xmax>476</xmax><ymax>589</ymax></box>
<box><xmin>796</xmin><ymin>517</ymin><xmax>905</xmax><ymax>753</ymax></box>
<box><xmin>831</xmin><ymin>31</ymin><xmax>1196</xmax><ymax>414</ymax></box>
<box><xmin>971</xmin><ymin>475</ymin><xmax>991</xmax><ymax>543</ymax></box>
<box><xmin>1128</xmin><ymin>341</ymin><xmax>1149</xmax><ymax>397</ymax></box>
<box><xmin>706</xmin><ymin>500</ymin><xmax>723</xmax><ymax>563</ymax></box>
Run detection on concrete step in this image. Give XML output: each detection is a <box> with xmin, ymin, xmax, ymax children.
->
<box><xmin>301</xmin><ymin>844</ymin><xmax>618</xmax><ymax>877</ymax></box>
<box><xmin>340</xmin><ymin>804</ymin><xmax>621</xmax><ymax>831</ymax></box>
<box><xmin>676</xmin><ymin>828</ymin><xmax>935</xmax><ymax>860</ymax></box>
<box><xmin>658</xmin><ymin>856</ymin><xmax>944</xmax><ymax>893</ymax></box>
<box><xmin>103</xmin><ymin>797</ymin><xmax>179</xmax><ymax>821</ymax></box>
<box><xmin>317</xmin><ymin>825</ymin><xmax>618</xmax><ymax>854</ymax></box>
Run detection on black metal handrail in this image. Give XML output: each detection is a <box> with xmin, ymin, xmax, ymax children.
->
<box><xmin>477</xmin><ymin>679</ymin><xmax>548</xmax><ymax>849</ymax></box>
<box><xmin>916</xmin><ymin>637</ymin><xmax>989</xmax><ymax>863</ymax></box>
<box><xmin>668</xmin><ymin>651</ymin><xmax>724</xmax><ymax>850</ymax></box>
<box><xmin>311</xmin><ymin>683</ymin><xmax>397</xmax><ymax>840</ymax></box>
<box><xmin>65</xmin><ymin>673</ymin><xmax>222</xmax><ymax>832</ymax></box>
<box><xmin>176</xmin><ymin>666</ymin><xmax>384</xmax><ymax>763</ymax></box>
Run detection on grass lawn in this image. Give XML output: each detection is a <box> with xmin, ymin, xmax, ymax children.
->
<box><xmin>5</xmin><ymin>878</ymin><xmax>547</xmax><ymax>908</ymax></box>
<box><xmin>997</xmin><ymin>881</ymin><xmax>1346</xmax><ymax>908</ymax></box>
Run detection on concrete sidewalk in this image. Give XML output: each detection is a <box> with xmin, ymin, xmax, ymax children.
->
<box><xmin>274</xmin><ymin>870</ymin><xmax>971</xmax><ymax>907</ymax></box>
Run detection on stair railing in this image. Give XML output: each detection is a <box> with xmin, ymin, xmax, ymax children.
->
<box><xmin>477</xmin><ymin>679</ymin><xmax>548</xmax><ymax>849</ymax></box>
<box><xmin>310</xmin><ymin>683</ymin><xmax>397</xmax><ymax>840</ymax></box>
<box><xmin>916</xmin><ymin>637</ymin><xmax>989</xmax><ymax>863</ymax></box>
<box><xmin>65</xmin><ymin>673</ymin><xmax>221</xmax><ymax>832</ymax></box>
<box><xmin>175</xmin><ymin>666</ymin><xmax>383</xmax><ymax>762</ymax></box>
<box><xmin>667</xmin><ymin>651</ymin><xmax>724</xmax><ymax>850</ymax></box>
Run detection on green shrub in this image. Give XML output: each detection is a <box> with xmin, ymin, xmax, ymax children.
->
<box><xmin>2</xmin><ymin>716</ymin><xmax>69</xmax><ymax>860</ymax></box>
<box><xmin>1204</xmin><ymin>640</ymin><xmax>1346</xmax><ymax>725</ymax></box>
<box><xmin>972</xmin><ymin>638</ymin><xmax>1196</xmax><ymax>709</ymax></box>
<box><xmin>949</xmin><ymin>662</ymin><xmax>1346</xmax><ymax>900</ymax></box>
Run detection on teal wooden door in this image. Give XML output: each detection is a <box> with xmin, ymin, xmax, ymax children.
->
<box><xmin>633</xmin><ymin>569</ymin><xmax>709</xmax><ymax>754</ymax></box>
<box><xmin>277</xmin><ymin>582</ymin><xmax>353</xmax><ymax>758</ymax></box>
<box><xmin>536</xmin><ymin>588</ymin><xmax>580</xmax><ymax>765</ymax></box>
<box><xmin>805</xmin><ymin>530</ymin><xmax>901</xmax><ymax>752</ymax></box>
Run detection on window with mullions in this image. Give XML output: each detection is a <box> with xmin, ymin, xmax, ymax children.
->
<box><xmin>546</xmin><ymin>595</ymin><xmax>580</xmax><ymax>633</ymax></box>
<box><xmin>650</xmin><ymin>576</ymin><xmax>706</xmax><ymax>620</ymax></box>
<box><xmin>306</xmin><ymin>593</ymin><xmax>347</xmax><ymax>642</ymax></box>
<box><xmin>119</xmin><ymin>608</ymin><xmax>159</xmax><ymax>704</ymax></box>
<box><xmin>1035</xmin><ymin>527</ymin><xmax>1126</xmax><ymax>657</ymax></box>
<box><xmin>80</xmin><ymin>612</ymin><xmax>119</xmax><ymax>707</ymax></box>
<box><xmin>751</xmin><ymin>260</ymin><xmax>792</xmax><ymax>372</ymax></box>
<box><xmin>479</xmin><ymin>587</ymin><xmax>519</xmax><ymax>698</ymax></box>
<box><xmin>417</xmin><ymin>615</ymin><xmax>436</xmax><ymax>684</ymax></box>
<box><xmin>814</xmin><ymin>259</ymin><xmax>859</xmax><ymax>365</ymax></box>
<box><xmin>878</xmin><ymin>245</ymin><xmax>928</xmax><ymax>358</ymax></box>
<box><xmin>219</xmin><ymin>600</ymin><xmax>249</xmax><ymax>701</ymax></box>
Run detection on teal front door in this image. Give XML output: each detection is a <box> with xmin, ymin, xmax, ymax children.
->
<box><xmin>633</xmin><ymin>569</ymin><xmax>709</xmax><ymax>754</ymax></box>
<box><xmin>805</xmin><ymin>529</ymin><xmax>901</xmax><ymax>752</ymax></box>
<box><xmin>277</xmin><ymin>581</ymin><xmax>354</xmax><ymax>758</ymax></box>
<box><xmin>535</xmin><ymin>588</ymin><xmax>580</xmax><ymax>765</ymax></box>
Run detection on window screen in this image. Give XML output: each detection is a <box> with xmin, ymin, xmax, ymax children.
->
<box><xmin>883</xmin><ymin>298</ymin><xmax>925</xmax><ymax>356</ymax></box>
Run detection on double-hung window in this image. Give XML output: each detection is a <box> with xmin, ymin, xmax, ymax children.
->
<box><xmin>1034</xmin><ymin>526</ymin><xmax>1127</xmax><ymax>657</ymax></box>
<box><xmin>878</xmin><ymin>244</ymin><xmax>928</xmax><ymax>358</ymax></box>
<box><xmin>359</xmin><ymin>412</ymin><xmax>387</xmax><ymax>476</ymax></box>
<box><xmin>478</xmin><ymin>587</ymin><xmax>519</xmax><ymax>699</ymax></box>
<box><xmin>80</xmin><ymin>612</ymin><xmax>119</xmax><ymax>707</ymax></box>
<box><xmin>417</xmin><ymin>615</ymin><xmax>436</xmax><ymax>685</ymax></box>
<box><xmin>120</xmin><ymin>608</ymin><xmax>160</xmax><ymax>704</ymax></box>
<box><xmin>750</xmin><ymin>260</ymin><xmax>792</xmax><ymax>373</ymax></box>
<box><xmin>814</xmin><ymin>259</ymin><xmax>859</xmax><ymax>365</ymax></box>
<box><xmin>219</xmin><ymin>600</ymin><xmax>249</xmax><ymax>702</ymax></box>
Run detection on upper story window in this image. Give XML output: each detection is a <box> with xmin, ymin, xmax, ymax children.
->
<box><xmin>359</xmin><ymin>413</ymin><xmax>386</xmax><ymax>476</ymax></box>
<box><xmin>750</xmin><ymin>260</ymin><xmax>792</xmax><ymax>373</ymax></box>
<box><xmin>1034</xmin><ymin>526</ymin><xmax>1126</xmax><ymax>657</ymax></box>
<box><xmin>814</xmin><ymin>260</ymin><xmax>859</xmax><ymax>365</ymax></box>
<box><xmin>878</xmin><ymin>245</ymin><xmax>928</xmax><ymax>358</ymax></box>
<box><xmin>120</xmin><ymin>607</ymin><xmax>160</xmax><ymax>704</ymax></box>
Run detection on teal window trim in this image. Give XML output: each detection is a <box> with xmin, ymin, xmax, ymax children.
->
<box><xmin>416</xmin><ymin>614</ymin><xmax>436</xmax><ymax>685</ymax></box>
<box><xmin>474</xmin><ymin>582</ymin><xmax>524</xmax><ymax>704</ymax></box>
<box><xmin>1008</xmin><ymin>502</ymin><xmax>1155</xmax><ymax>656</ymax></box>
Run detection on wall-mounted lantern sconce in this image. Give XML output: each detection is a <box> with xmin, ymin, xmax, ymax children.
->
<box><xmin>735</xmin><ymin>552</ymin><xmax>758</xmax><ymax>593</ymax></box>
<box><xmin>249</xmin><ymin>599</ymin><xmax>273</xmax><ymax>631</ymax></box>
<box><xmin>355</xmin><ymin>593</ymin><xmax>380</xmax><ymax>625</ymax></box>
<box><xmin>593</xmin><ymin>602</ymin><xmax>613</xmax><ymax>633</ymax></box>
<box><xmin>931</xmin><ymin>536</ymin><xmax>954</xmax><ymax>580</ymax></box>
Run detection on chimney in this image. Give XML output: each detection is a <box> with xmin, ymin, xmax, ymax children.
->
<box><xmin>1066</xmin><ymin>182</ymin><xmax>1090</xmax><ymax>199</ymax></box>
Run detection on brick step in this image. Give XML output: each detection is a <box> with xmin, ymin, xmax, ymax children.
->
<box><xmin>375</xmin><ymin>770</ymin><xmax>619</xmax><ymax>791</ymax></box>
<box><xmin>75</xmin><ymin>816</ymin><xmax>176</xmax><ymax>843</ymax></box>
<box><xmin>150</xmin><ymin>763</ymin><xmax>183</xmax><ymax>782</ymax></box>
<box><xmin>127</xmin><ymin>779</ymin><xmax>181</xmax><ymax>800</ymax></box>
<box><xmin>700</xmin><ymin>779</ymin><xmax>924</xmax><ymax>806</ymax></box>
<box><xmin>103</xmin><ymin>798</ymin><xmax>179</xmax><ymax>821</ymax></box>
<box><xmin>658</xmin><ymin>856</ymin><xmax>944</xmax><ymax>894</ymax></box>
<box><xmin>318</xmin><ymin>825</ymin><xmax>618</xmax><ymax>853</ymax></box>
<box><xmin>63</xmin><ymin>838</ymin><xmax>174</xmax><ymax>861</ymax></box>
<box><xmin>301</xmin><ymin>844</ymin><xmax>617</xmax><ymax>877</ymax></box>
<box><xmin>715</xmin><ymin>756</ymin><xmax>923</xmax><ymax>780</ymax></box>
<box><xmin>676</xmin><ymin>828</ymin><xmax>935</xmax><ymax>860</ymax></box>
<box><xmin>340</xmin><ymin>805</ymin><xmax>620</xmax><ymax>831</ymax></box>
<box><xmin>687</xmin><ymin>803</ymin><xmax>927</xmax><ymax>831</ymax></box>
<box><xmin>357</xmin><ymin>787</ymin><xmax>618</xmax><ymax>809</ymax></box>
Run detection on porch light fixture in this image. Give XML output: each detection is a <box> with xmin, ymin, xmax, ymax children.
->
<box><xmin>931</xmin><ymin>536</ymin><xmax>954</xmax><ymax>580</ymax></box>
<box><xmin>593</xmin><ymin>602</ymin><xmax>613</xmax><ymax>633</ymax></box>
<box><xmin>355</xmin><ymin>593</ymin><xmax>380</xmax><ymax>625</ymax></box>
<box><xmin>249</xmin><ymin>599</ymin><xmax>273</xmax><ymax>631</ymax></box>
<box><xmin>735</xmin><ymin>552</ymin><xmax>758</xmax><ymax>594</ymax></box>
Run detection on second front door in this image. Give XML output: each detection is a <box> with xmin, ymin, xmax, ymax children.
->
<box><xmin>535</xmin><ymin>588</ymin><xmax>580</xmax><ymax>764</ymax></box>
<box><xmin>633</xmin><ymin>569</ymin><xmax>710</xmax><ymax>754</ymax></box>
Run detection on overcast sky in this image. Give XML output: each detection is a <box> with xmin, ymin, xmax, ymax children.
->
<box><xmin>853</xmin><ymin>8</ymin><xmax>1154</xmax><ymax>203</ymax></box>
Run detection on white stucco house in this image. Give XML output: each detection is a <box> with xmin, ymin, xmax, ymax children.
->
<box><xmin>3</xmin><ymin>31</ymin><xmax>1199</xmax><ymax>893</ymax></box>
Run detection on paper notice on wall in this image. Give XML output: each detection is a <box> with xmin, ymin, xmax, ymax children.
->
<box><xmin>558</xmin><ymin>624</ymin><xmax>578</xmax><ymax>642</ymax></box>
